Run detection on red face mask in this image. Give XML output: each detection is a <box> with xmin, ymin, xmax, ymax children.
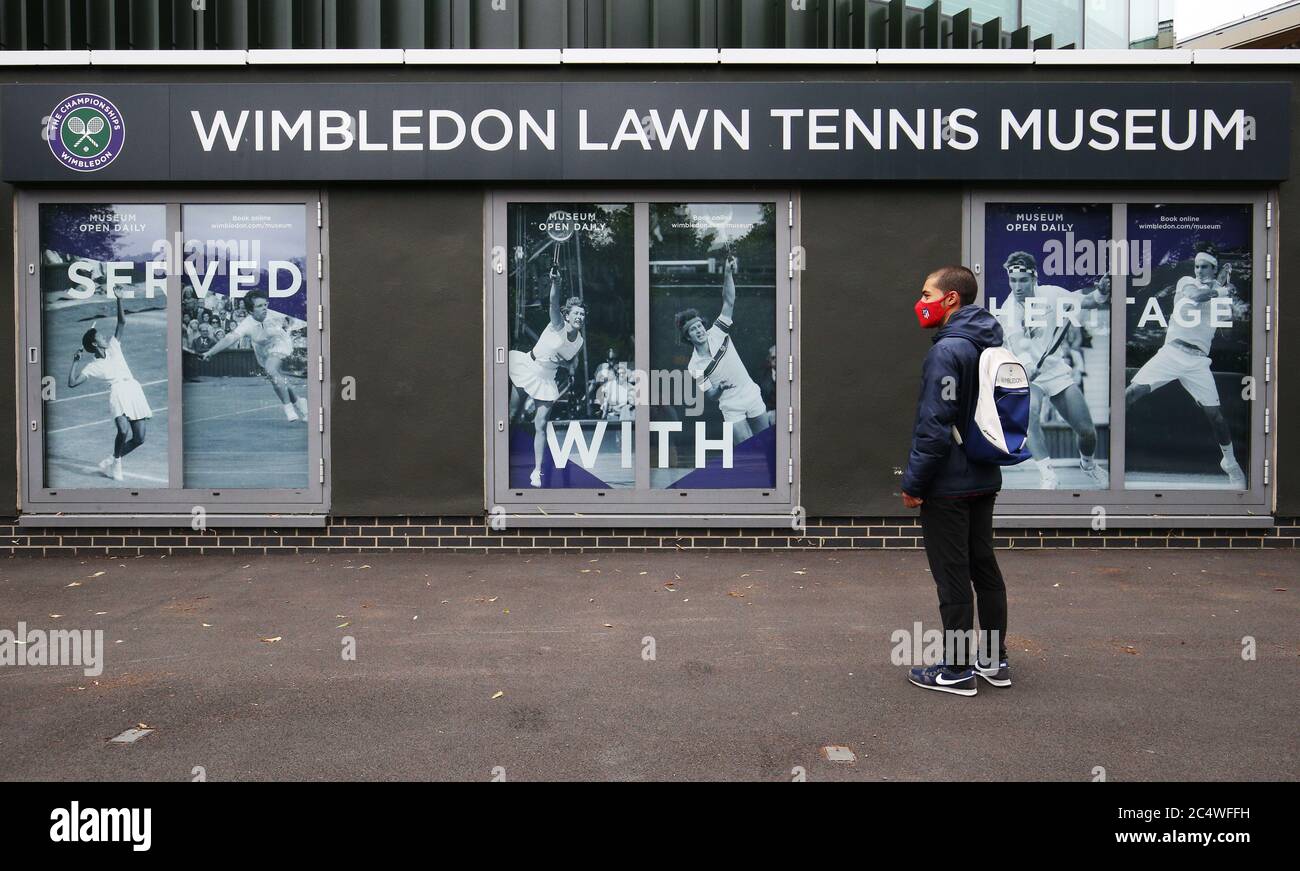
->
<box><xmin>914</xmin><ymin>295</ymin><xmax>949</xmax><ymax>329</ymax></box>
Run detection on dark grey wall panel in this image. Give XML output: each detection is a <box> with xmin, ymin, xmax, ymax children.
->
<box><xmin>800</xmin><ymin>183</ymin><xmax>960</xmax><ymax>516</ymax></box>
<box><xmin>326</xmin><ymin>184</ymin><xmax>485</xmax><ymax>516</ymax></box>
<box><xmin>1275</xmin><ymin>78</ymin><xmax>1300</xmax><ymax>516</ymax></box>
<box><xmin>0</xmin><ymin>178</ymin><xmax>13</xmax><ymax>514</ymax></box>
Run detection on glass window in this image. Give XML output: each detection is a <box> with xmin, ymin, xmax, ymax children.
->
<box><xmin>971</xmin><ymin>193</ymin><xmax>1269</xmax><ymax>516</ymax></box>
<box><xmin>941</xmin><ymin>1</ymin><xmax>1019</xmax><ymax>28</ymax></box>
<box><xmin>22</xmin><ymin>193</ymin><xmax>326</xmax><ymax>514</ymax></box>
<box><xmin>649</xmin><ymin>203</ymin><xmax>778</xmax><ymax>489</ymax></box>
<box><xmin>1084</xmin><ymin>0</ymin><xmax>1127</xmax><ymax>48</ymax></box>
<box><xmin>1124</xmin><ymin>204</ymin><xmax>1253</xmax><ymax>491</ymax></box>
<box><xmin>1129</xmin><ymin>0</ymin><xmax>1160</xmax><ymax>48</ymax></box>
<box><xmin>1023</xmin><ymin>0</ymin><xmax>1081</xmax><ymax>47</ymax></box>
<box><xmin>983</xmin><ymin>204</ymin><xmax>1111</xmax><ymax>491</ymax></box>
<box><xmin>490</xmin><ymin>193</ymin><xmax>794</xmax><ymax>516</ymax></box>
<box><xmin>40</xmin><ymin>203</ymin><xmax>169</xmax><ymax>489</ymax></box>
<box><xmin>180</xmin><ymin>204</ymin><xmax>311</xmax><ymax>489</ymax></box>
<box><xmin>505</xmin><ymin>203</ymin><xmax>634</xmax><ymax>490</ymax></box>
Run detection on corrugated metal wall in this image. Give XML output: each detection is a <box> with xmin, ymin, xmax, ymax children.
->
<box><xmin>0</xmin><ymin>0</ymin><xmax>1066</xmax><ymax>51</ymax></box>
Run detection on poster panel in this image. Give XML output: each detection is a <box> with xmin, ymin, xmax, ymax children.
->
<box><xmin>505</xmin><ymin>203</ymin><xmax>635</xmax><ymax>489</ymax></box>
<box><xmin>983</xmin><ymin>203</ymin><xmax>1112</xmax><ymax>491</ymax></box>
<box><xmin>649</xmin><ymin>203</ymin><xmax>777</xmax><ymax>489</ymax></box>
<box><xmin>1124</xmin><ymin>204</ymin><xmax>1252</xmax><ymax>490</ymax></box>
<box><xmin>40</xmin><ymin>203</ymin><xmax>169</xmax><ymax>488</ymax></box>
<box><xmin>181</xmin><ymin>204</ymin><xmax>310</xmax><ymax>489</ymax></box>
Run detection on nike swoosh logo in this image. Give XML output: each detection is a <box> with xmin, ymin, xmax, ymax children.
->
<box><xmin>935</xmin><ymin>672</ymin><xmax>969</xmax><ymax>685</ymax></box>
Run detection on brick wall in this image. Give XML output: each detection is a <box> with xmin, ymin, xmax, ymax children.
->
<box><xmin>2</xmin><ymin>517</ymin><xmax>1297</xmax><ymax>555</ymax></box>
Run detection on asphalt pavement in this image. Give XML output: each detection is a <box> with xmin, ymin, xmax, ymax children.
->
<box><xmin>0</xmin><ymin>549</ymin><xmax>1295</xmax><ymax>781</ymax></box>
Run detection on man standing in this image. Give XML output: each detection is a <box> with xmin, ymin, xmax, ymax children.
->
<box><xmin>900</xmin><ymin>266</ymin><xmax>1011</xmax><ymax>697</ymax></box>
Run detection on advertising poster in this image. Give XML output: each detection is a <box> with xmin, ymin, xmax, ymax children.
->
<box><xmin>180</xmin><ymin>204</ymin><xmax>310</xmax><ymax>489</ymax></box>
<box><xmin>506</xmin><ymin>203</ymin><xmax>634</xmax><ymax>489</ymax></box>
<box><xmin>983</xmin><ymin>203</ymin><xmax>1112</xmax><ymax>491</ymax></box>
<box><xmin>1124</xmin><ymin>204</ymin><xmax>1252</xmax><ymax>490</ymax></box>
<box><xmin>649</xmin><ymin>203</ymin><xmax>777</xmax><ymax>489</ymax></box>
<box><xmin>40</xmin><ymin>203</ymin><xmax>169</xmax><ymax>489</ymax></box>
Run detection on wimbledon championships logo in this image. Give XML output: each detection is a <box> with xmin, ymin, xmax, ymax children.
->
<box><xmin>47</xmin><ymin>93</ymin><xmax>126</xmax><ymax>172</ymax></box>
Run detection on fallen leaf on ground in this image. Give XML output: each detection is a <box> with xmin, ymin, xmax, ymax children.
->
<box><xmin>336</xmin><ymin>622</ymin><xmax>351</xmax><ymax>629</ymax></box>
<box><xmin>491</xmin><ymin>691</ymin><xmax>504</xmax><ymax>700</ymax></box>
<box><xmin>260</xmin><ymin>636</ymin><xmax>282</xmax><ymax>643</ymax></box>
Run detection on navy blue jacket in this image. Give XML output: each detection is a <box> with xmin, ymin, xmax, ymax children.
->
<box><xmin>900</xmin><ymin>305</ymin><xmax>1005</xmax><ymax>499</ymax></box>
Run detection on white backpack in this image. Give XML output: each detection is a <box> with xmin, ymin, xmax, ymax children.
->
<box><xmin>951</xmin><ymin>345</ymin><xmax>1032</xmax><ymax>466</ymax></box>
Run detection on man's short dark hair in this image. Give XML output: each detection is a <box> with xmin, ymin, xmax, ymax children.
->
<box><xmin>243</xmin><ymin>289</ymin><xmax>268</xmax><ymax>312</ymax></box>
<box><xmin>928</xmin><ymin>265</ymin><xmax>979</xmax><ymax>306</ymax></box>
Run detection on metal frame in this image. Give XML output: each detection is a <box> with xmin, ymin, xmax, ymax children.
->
<box><xmin>17</xmin><ymin>188</ymin><xmax>330</xmax><ymax>516</ymax></box>
<box><xmin>966</xmin><ymin>188</ymin><xmax>1274</xmax><ymax>517</ymax></box>
<box><xmin>485</xmin><ymin>188</ymin><xmax>799</xmax><ymax>520</ymax></box>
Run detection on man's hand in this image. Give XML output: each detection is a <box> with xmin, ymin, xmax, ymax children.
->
<box><xmin>902</xmin><ymin>492</ymin><xmax>923</xmax><ymax>509</ymax></box>
<box><xmin>723</xmin><ymin>254</ymin><xmax>737</xmax><ymax>275</ymax></box>
<box><xmin>72</xmin><ymin>350</ymin><xmax>82</xmax><ymax>362</ymax></box>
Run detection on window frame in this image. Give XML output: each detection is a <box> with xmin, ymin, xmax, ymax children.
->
<box><xmin>17</xmin><ymin>188</ymin><xmax>330</xmax><ymax>517</ymax></box>
<box><xmin>966</xmin><ymin>188</ymin><xmax>1274</xmax><ymax>517</ymax></box>
<box><xmin>484</xmin><ymin>188</ymin><xmax>800</xmax><ymax>521</ymax></box>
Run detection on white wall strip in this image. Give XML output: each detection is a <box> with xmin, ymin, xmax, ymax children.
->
<box><xmin>561</xmin><ymin>48</ymin><xmax>719</xmax><ymax>64</ymax></box>
<box><xmin>404</xmin><ymin>49</ymin><xmax>562</xmax><ymax>65</ymax></box>
<box><xmin>1193</xmin><ymin>49</ymin><xmax>1300</xmax><ymax>65</ymax></box>
<box><xmin>878</xmin><ymin>48</ymin><xmax>1034</xmax><ymax>64</ymax></box>
<box><xmin>719</xmin><ymin>48</ymin><xmax>876</xmax><ymax>64</ymax></box>
<box><xmin>1034</xmin><ymin>48</ymin><xmax>1194</xmax><ymax>65</ymax></box>
<box><xmin>0</xmin><ymin>50</ymin><xmax>91</xmax><ymax>66</ymax></box>
<box><xmin>248</xmin><ymin>49</ymin><xmax>403</xmax><ymax>65</ymax></box>
<box><xmin>4</xmin><ymin>47</ymin><xmax>1300</xmax><ymax>68</ymax></box>
<box><xmin>91</xmin><ymin>49</ymin><xmax>247</xmax><ymax>66</ymax></box>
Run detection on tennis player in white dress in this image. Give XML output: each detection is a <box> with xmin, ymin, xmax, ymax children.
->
<box><xmin>67</xmin><ymin>294</ymin><xmax>151</xmax><ymax>482</ymax></box>
<box><xmin>509</xmin><ymin>266</ymin><xmax>586</xmax><ymax>487</ymax></box>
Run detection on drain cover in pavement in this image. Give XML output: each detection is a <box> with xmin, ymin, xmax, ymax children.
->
<box><xmin>109</xmin><ymin>728</ymin><xmax>153</xmax><ymax>744</ymax></box>
<box><xmin>820</xmin><ymin>745</ymin><xmax>857</xmax><ymax>764</ymax></box>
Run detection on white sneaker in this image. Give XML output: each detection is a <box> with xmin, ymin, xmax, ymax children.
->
<box><xmin>98</xmin><ymin>457</ymin><xmax>115</xmax><ymax>479</ymax></box>
<box><xmin>111</xmin><ymin>459</ymin><xmax>124</xmax><ymax>482</ymax></box>
<box><xmin>283</xmin><ymin>404</ymin><xmax>300</xmax><ymax>422</ymax></box>
<box><xmin>529</xmin><ymin>469</ymin><xmax>542</xmax><ymax>488</ymax></box>
<box><xmin>1039</xmin><ymin>464</ymin><xmax>1059</xmax><ymax>490</ymax></box>
<box><xmin>1079</xmin><ymin>457</ymin><xmax>1107</xmax><ymax>486</ymax></box>
<box><xmin>1221</xmin><ymin>458</ymin><xmax>1246</xmax><ymax>489</ymax></box>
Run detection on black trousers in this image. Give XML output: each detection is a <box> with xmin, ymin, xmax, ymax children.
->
<box><xmin>919</xmin><ymin>492</ymin><xmax>1008</xmax><ymax>665</ymax></box>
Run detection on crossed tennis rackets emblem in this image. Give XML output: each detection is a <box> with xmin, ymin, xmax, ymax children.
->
<box><xmin>66</xmin><ymin>113</ymin><xmax>107</xmax><ymax>152</ymax></box>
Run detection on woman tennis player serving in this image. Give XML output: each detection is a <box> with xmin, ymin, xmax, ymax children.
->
<box><xmin>67</xmin><ymin>294</ymin><xmax>151</xmax><ymax>482</ymax></box>
<box><xmin>509</xmin><ymin>264</ymin><xmax>585</xmax><ymax>487</ymax></box>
